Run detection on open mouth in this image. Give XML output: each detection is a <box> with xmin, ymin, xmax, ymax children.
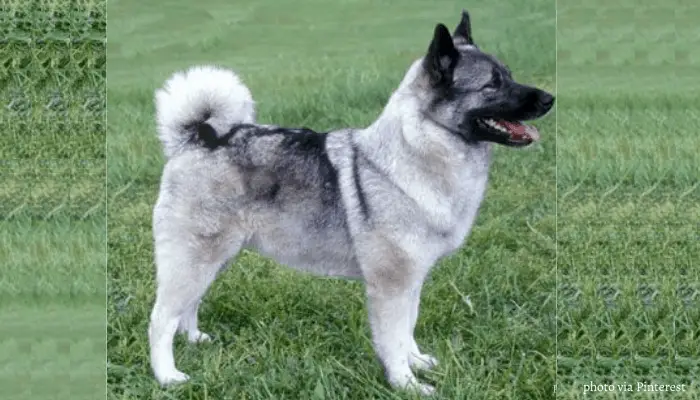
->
<box><xmin>477</xmin><ymin>118</ymin><xmax>540</xmax><ymax>145</ymax></box>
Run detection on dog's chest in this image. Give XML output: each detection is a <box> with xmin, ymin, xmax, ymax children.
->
<box><xmin>426</xmin><ymin>146</ymin><xmax>492</xmax><ymax>256</ymax></box>
<box><xmin>449</xmin><ymin>176</ymin><xmax>488</xmax><ymax>243</ymax></box>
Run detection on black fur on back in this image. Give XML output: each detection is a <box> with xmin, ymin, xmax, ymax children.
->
<box><xmin>194</xmin><ymin>123</ymin><xmax>344</xmax><ymax>229</ymax></box>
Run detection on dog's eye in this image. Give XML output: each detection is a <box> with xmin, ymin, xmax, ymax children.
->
<box><xmin>484</xmin><ymin>73</ymin><xmax>501</xmax><ymax>90</ymax></box>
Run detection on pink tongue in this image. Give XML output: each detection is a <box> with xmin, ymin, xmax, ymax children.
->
<box><xmin>498</xmin><ymin>120</ymin><xmax>540</xmax><ymax>141</ymax></box>
<box><xmin>500</xmin><ymin>120</ymin><xmax>526</xmax><ymax>136</ymax></box>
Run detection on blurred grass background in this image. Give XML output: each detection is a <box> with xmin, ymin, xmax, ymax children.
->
<box><xmin>0</xmin><ymin>1</ymin><xmax>106</xmax><ymax>399</ymax></box>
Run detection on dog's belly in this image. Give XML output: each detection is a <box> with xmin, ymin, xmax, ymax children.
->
<box><xmin>246</xmin><ymin>225</ymin><xmax>361</xmax><ymax>279</ymax></box>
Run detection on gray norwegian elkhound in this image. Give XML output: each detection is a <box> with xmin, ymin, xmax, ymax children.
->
<box><xmin>148</xmin><ymin>10</ymin><xmax>553</xmax><ymax>395</ymax></box>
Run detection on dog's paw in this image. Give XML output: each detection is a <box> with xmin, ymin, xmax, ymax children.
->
<box><xmin>158</xmin><ymin>370</ymin><xmax>190</xmax><ymax>386</ymax></box>
<box><xmin>391</xmin><ymin>375</ymin><xmax>436</xmax><ymax>396</ymax></box>
<box><xmin>403</xmin><ymin>381</ymin><xmax>435</xmax><ymax>396</ymax></box>
<box><xmin>415</xmin><ymin>382</ymin><xmax>436</xmax><ymax>396</ymax></box>
<box><xmin>188</xmin><ymin>331</ymin><xmax>211</xmax><ymax>343</ymax></box>
<box><xmin>409</xmin><ymin>352</ymin><xmax>439</xmax><ymax>371</ymax></box>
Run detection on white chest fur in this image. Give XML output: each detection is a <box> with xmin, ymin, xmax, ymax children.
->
<box><xmin>421</xmin><ymin>144</ymin><xmax>491</xmax><ymax>259</ymax></box>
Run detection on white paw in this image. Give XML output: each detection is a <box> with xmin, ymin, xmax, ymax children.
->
<box><xmin>188</xmin><ymin>331</ymin><xmax>211</xmax><ymax>343</ymax></box>
<box><xmin>409</xmin><ymin>352</ymin><xmax>439</xmax><ymax>371</ymax></box>
<box><xmin>416</xmin><ymin>383</ymin><xmax>436</xmax><ymax>396</ymax></box>
<box><xmin>405</xmin><ymin>381</ymin><xmax>436</xmax><ymax>396</ymax></box>
<box><xmin>391</xmin><ymin>375</ymin><xmax>436</xmax><ymax>396</ymax></box>
<box><xmin>158</xmin><ymin>369</ymin><xmax>190</xmax><ymax>386</ymax></box>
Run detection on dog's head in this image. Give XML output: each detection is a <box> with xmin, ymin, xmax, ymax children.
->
<box><xmin>420</xmin><ymin>11</ymin><xmax>554</xmax><ymax>147</ymax></box>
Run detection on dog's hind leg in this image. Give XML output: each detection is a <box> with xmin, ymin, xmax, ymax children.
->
<box><xmin>149</xmin><ymin>257</ymin><xmax>221</xmax><ymax>385</ymax></box>
<box><xmin>149</xmin><ymin>233</ymin><xmax>243</xmax><ymax>386</ymax></box>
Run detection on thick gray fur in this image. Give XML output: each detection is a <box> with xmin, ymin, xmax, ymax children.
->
<box><xmin>148</xmin><ymin>11</ymin><xmax>553</xmax><ymax>395</ymax></box>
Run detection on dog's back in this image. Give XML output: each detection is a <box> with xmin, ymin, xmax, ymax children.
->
<box><xmin>153</xmin><ymin>67</ymin><xmax>359</xmax><ymax>278</ymax></box>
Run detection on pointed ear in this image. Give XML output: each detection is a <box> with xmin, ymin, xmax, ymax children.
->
<box><xmin>423</xmin><ymin>23</ymin><xmax>459</xmax><ymax>86</ymax></box>
<box><xmin>453</xmin><ymin>10</ymin><xmax>474</xmax><ymax>45</ymax></box>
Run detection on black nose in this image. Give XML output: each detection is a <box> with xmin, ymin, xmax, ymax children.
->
<box><xmin>539</xmin><ymin>92</ymin><xmax>555</xmax><ymax>110</ymax></box>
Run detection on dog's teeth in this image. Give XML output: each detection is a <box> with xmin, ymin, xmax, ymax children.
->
<box><xmin>483</xmin><ymin>119</ymin><xmax>512</xmax><ymax>135</ymax></box>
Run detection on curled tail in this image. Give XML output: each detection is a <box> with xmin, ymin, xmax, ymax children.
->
<box><xmin>154</xmin><ymin>65</ymin><xmax>256</xmax><ymax>158</ymax></box>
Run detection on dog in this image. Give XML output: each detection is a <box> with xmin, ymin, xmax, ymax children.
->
<box><xmin>148</xmin><ymin>10</ymin><xmax>553</xmax><ymax>395</ymax></box>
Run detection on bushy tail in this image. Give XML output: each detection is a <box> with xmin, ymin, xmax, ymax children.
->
<box><xmin>154</xmin><ymin>65</ymin><xmax>256</xmax><ymax>158</ymax></box>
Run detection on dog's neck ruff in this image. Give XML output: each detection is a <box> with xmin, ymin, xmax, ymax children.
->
<box><xmin>374</xmin><ymin>60</ymin><xmax>480</xmax><ymax>150</ymax></box>
<box><xmin>422</xmin><ymin>114</ymin><xmax>474</xmax><ymax>145</ymax></box>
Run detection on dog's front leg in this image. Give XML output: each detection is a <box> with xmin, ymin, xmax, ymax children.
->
<box><xmin>366</xmin><ymin>281</ymin><xmax>435</xmax><ymax>396</ymax></box>
<box><xmin>407</xmin><ymin>285</ymin><xmax>439</xmax><ymax>371</ymax></box>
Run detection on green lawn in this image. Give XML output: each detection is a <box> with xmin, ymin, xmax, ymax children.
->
<box><xmin>0</xmin><ymin>1</ymin><xmax>106</xmax><ymax>399</ymax></box>
<box><xmin>556</xmin><ymin>0</ymin><xmax>700</xmax><ymax>398</ymax></box>
<box><xmin>107</xmin><ymin>1</ymin><xmax>555</xmax><ymax>399</ymax></box>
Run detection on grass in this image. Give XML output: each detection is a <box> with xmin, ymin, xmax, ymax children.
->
<box><xmin>0</xmin><ymin>1</ymin><xmax>106</xmax><ymax>399</ymax></box>
<box><xmin>106</xmin><ymin>0</ymin><xmax>555</xmax><ymax>399</ymax></box>
<box><xmin>556</xmin><ymin>0</ymin><xmax>700</xmax><ymax>398</ymax></box>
